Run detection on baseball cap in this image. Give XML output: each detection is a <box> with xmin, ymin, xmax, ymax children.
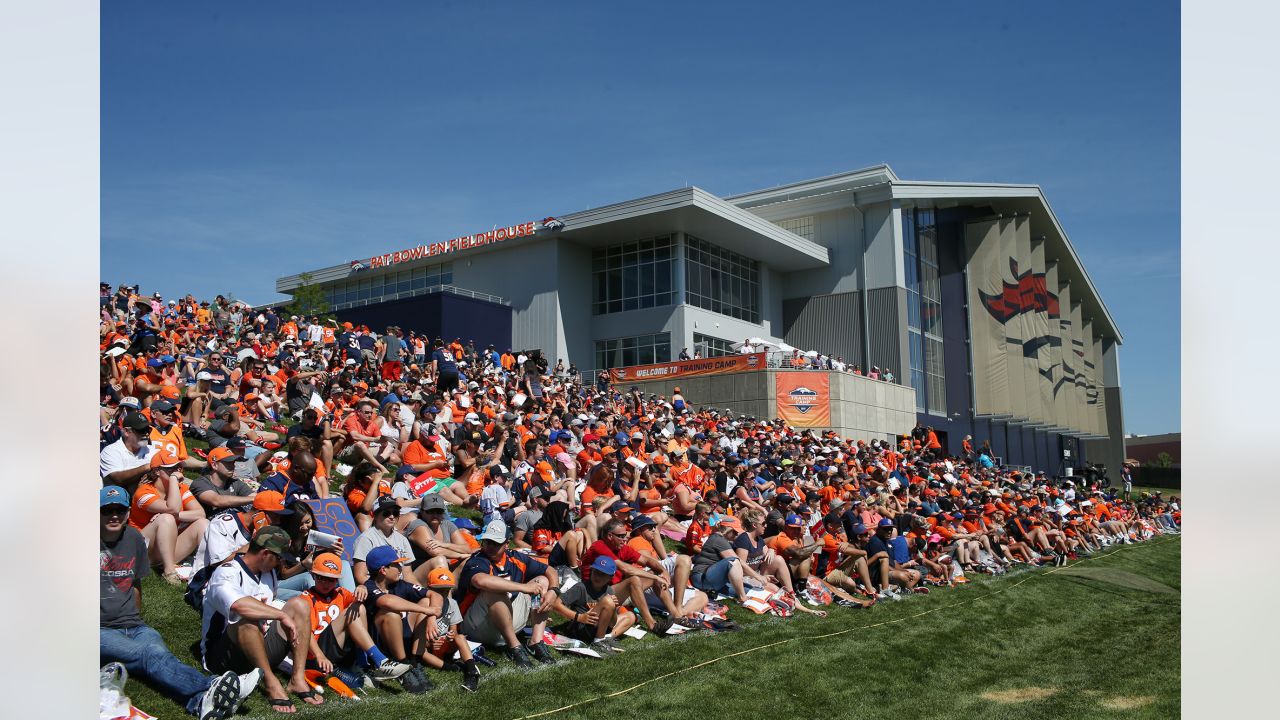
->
<box><xmin>527</xmin><ymin>485</ymin><xmax>548</xmax><ymax>501</ymax></box>
<box><xmin>365</xmin><ymin>545</ymin><xmax>410</xmax><ymax>572</ymax></box>
<box><xmin>250</xmin><ymin>526</ymin><xmax>291</xmax><ymax>554</ymax></box>
<box><xmin>784</xmin><ymin>514</ymin><xmax>803</xmax><ymax>527</ymax></box>
<box><xmin>118</xmin><ymin>396</ymin><xmax>141</xmax><ymax>410</ymax></box>
<box><xmin>452</xmin><ymin>517</ymin><xmax>479</xmax><ymax>531</ymax></box>
<box><xmin>465</xmin><ymin>412</ymin><xmax>481</xmax><ymax>424</ymax></box>
<box><xmin>150</xmin><ymin>399</ymin><xmax>176</xmax><ymax>414</ymax></box>
<box><xmin>100</xmin><ymin>485</ymin><xmax>131</xmax><ymax>509</ymax></box>
<box><xmin>196</xmin><ymin>371</ymin><xmax>213</xmax><ymax>381</ymax></box>
<box><xmin>207</xmin><ymin>447</ymin><xmax>237</xmax><ymax>465</ymax></box>
<box><xmin>223</xmin><ymin>436</ymin><xmax>248</xmax><ymax>451</ymax></box>
<box><xmin>252</xmin><ymin>490</ymin><xmax>293</xmax><ymax>515</ymax></box>
<box><xmin>311</xmin><ymin>552</ymin><xmax>343</xmax><ymax>579</ymax></box>
<box><xmin>717</xmin><ymin>517</ymin><xmax>743</xmax><ymax>532</ymax></box>
<box><xmin>426</xmin><ymin>567</ymin><xmax>457</xmax><ymax>589</ymax></box>
<box><xmin>590</xmin><ymin>555</ymin><xmax>618</xmax><ymax>576</ymax></box>
<box><xmin>152</xmin><ymin>450</ymin><xmax>182</xmax><ymax>469</ymax></box>
<box><xmin>877</xmin><ymin>518</ymin><xmax>895</xmax><ymax>528</ymax></box>
<box><xmin>630</xmin><ymin>514</ymin><xmax>657</xmax><ymax>532</ymax></box>
<box><xmin>477</xmin><ymin>519</ymin><xmax>508</xmax><ymax>544</ymax></box>
<box><xmin>420</xmin><ymin>493</ymin><xmax>449</xmax><ymax>513</ymax></box>
<box><xmin>373</xmin><ymin>496</ymin><xmax>400</xmax><ymax>515</ymax></box>
<box><xmin>122</xmin><ymin>412</ymin><xmax>152</xmax><ymax>434</ymax></box>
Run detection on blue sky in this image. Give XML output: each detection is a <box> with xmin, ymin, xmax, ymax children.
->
<box><xmin>102</xmin><ymin>1</ymin><xmax>1179</xmax><ymax>434</ymax></box>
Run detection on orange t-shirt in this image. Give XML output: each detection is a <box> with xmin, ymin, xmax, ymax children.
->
<box><xmin>684</xmin><ymin>519</ymin><xmax>711</xmax><ymax>553</ymax></box>
<box><xmin>626</xmin><ymin>535</ymin><xmax>659</xmax><ymax>560</ymax></box>
<box><xmin>149</xmin><ymin>425</ymin><xmax>188</xmax><ymax>462</ymax></box>
<box><xmin>129</xmin><ymin>481</ymin><xmax>197</xmax><ymax>529</ymax></box>
<box><xmin>304</xmin><ymin>587</ymin><xmax>357</xmax><ymax>644</ymax></box>
<box><xmin>345</xmin><ymin>478</ymin><xmax>392</xmax><ymax>515</ymax></box>
<box><xmin>401</xmin><ymin>441</ymin><xmax>451</xmax><ymax>479</ymax></box>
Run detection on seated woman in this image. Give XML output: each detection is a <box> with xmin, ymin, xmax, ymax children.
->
<box><xmin>343</xmin><ymin>461</ymin><xmax>393</xmax><ymax>532</ymax></box>
<box><xmin>275</xmin><ymin>500</ymin><xmax>359</xmax><ymax>600</ymax></box>
<box><xmin>128</xmin><ymin>451</ymin><xmax>209</xmax><ymax>585</ymax></box>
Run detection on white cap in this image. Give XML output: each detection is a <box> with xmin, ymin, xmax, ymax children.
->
<box><xmin>465</xmin><ymin>412</ymin><xmax>481</xmax><ymax>424</ymax></box>
<box><xmin>345</xmin><ymin>359</ymin><xmax>357</xmax><ymax>365</ymax></box>
<box><xmin>196</xmin><ymin>371</ymin><xmax>213</xmax><ymax>381</ymax></box>
<box><xmin>477</xmin><ymin>520</ymin><xmax>507</xmax><ymax>543</ymax></box>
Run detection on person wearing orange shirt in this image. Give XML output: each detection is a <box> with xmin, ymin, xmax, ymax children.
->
<box><xmin>283</xmin><ymin>552</ymin><xmax>411</xmax><ymax>682</ymax></box>
<box><xmin>130</xmin><ymin>452</ymin><xmax>209</xmax><ymax>585</ymax></box>
<box><xmin>682</xmin><ymin>502</ymin><xmax>712</xmax><ymax>555</ymax></box>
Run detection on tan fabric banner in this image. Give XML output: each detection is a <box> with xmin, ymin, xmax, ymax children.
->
<box><xmin>964</xmin><ymin>219</ymin><xmax>1010</xmax><ymax>417</ymax></box>
<box><xmin>775</xmin><ymin>372</ymin><xmax>831</xmax><ymax>427</ymax></box>
<box><xmin>1070</xmin><ymin>302</ymin><xmax>1088</xmax><ymax>434</ymax></box>
<box><xmin>1082</xmin><ymin>318</ymin><xmax>1098</xmax><ymax>436</ymax></box>
<box><xmin>1028</xmin><ymin>236</ymin><xmax>1056</xmax><ymax>425</ymax></box>
<box><xmin>1044</xmin><ymin>261</ymin><xmax>1065</xmax><ymax>429</ymax></box>
<box><xmin>1013</xmin><ymin>216</ymin><xmax>1043</xmax><ymax>424</ymax></box>
<box><xmin>998</xmin><ymin>218</ymin><xmax>1027</xmax><ymax>421</ymax></box>
<box><xmin>609</xmin><ymin>352</ymin><xmax>767</xmax><ymax>383</ymax></box>
<box><xmin>1093</xmin><ymin>334</ymin><xmax>1107</xmax><ymax>438</ymax></box>
<box><xmin>1057</xmin><ymin>280</ymin><xmax>1078</xmax><ymax>433</ymax></box>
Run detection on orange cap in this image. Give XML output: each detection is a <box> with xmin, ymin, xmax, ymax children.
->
<box><xmin>312</xmin><ymin>552</ymin><xmax>343</xmax><ymax>578</ymax></box>
<box><xmin>207</xmin><ymin>447</ymin><xmax>237</xmax><ymax>464</ymax></box>
<box><xmin>600</xmin><ymin>447</ymin><xmax>617</xmax><ymax>457</ymax></box>
<box><xmin>535</xmin><ymin>461</ymin><xmax>554</xmax><ymax>482</ymax></box>
<box><xmin>717</xmin><ymin>517</ymin><xmax>744</xmax><ymax>533</ymax></box>
<box><xmin>426</xmin><ymin>567</ymin><xmax>456</xmax><ymax>589</ymax></box>
<box><xmin>151</xmin><ymin>450</ymin><xmax>182</xmax><ymax>468</ymax></box>
<box><xmin>253</xmin><ymin>490</ymin><xmax>289</xmax><ymax>513</ymax></box>
<box><xmin>161</xmin><ymin>385</ymin><xmax>180</xmax><ymax>400</ymax></box>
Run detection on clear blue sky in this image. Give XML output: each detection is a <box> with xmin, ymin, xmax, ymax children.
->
<box><xmin>101</xmin><ymin>1</ymin><xmax>1179</xmax><ymax>435</ymax></box>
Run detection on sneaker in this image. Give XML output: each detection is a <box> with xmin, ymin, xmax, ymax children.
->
<box><xmin>331</xmin><ymin>666</ymin><xmax>364</xmax><ymax>691</ymax></box>
<box><xmin>505</xmin><ymin>644</ymin><xmax>534</xmax><ymax>669</ymax></box>
<box><xmin>399</xmin><ymin>665</ymin><xmax>432</xmax><ymax>694</ymax></box>
<box><xmin>235</xmin><ymin>668</ymin><xmax>261</xmax><ymax>704</ymax></box>
<box><xmin>877</xmin><ymin>590</ymin><xmax>901</xmax><ymax>602</ymax></box>
<box><xmin>911</xmin><ymin>586</ymin><xmax>930</xmax><ymax>595</ymax></box>
<box><xmin>527</xmin><ymin>640</ymin><xmax>556</xmax><ymax>665</ymax></box>
<box><xmin>199</xmin><ymin>671</ymin><xmax>240</xmax><ymax>720</ymax></box>
<box><xmin>369</xmin><ymin>658</ymin><xmax>412</xmax><ymax>681</ymax></box>
<box><xmin>461</xmin><ymin>670</ymin><xmax>481</xmax><ymax>693</ymax></box>
<box><xmin>649</xmin><ymin>617</ymin><xmax>674</xmax><ymax>636</ymax></box>
<box><xmin>833</xmin><ymin>597</ymin><xmax>859</xmax><ymax>608</ymax></box>
<box><xmin>674</xmin><ymin>616</ymin><xmax>703</xmax><ymax>629</ymax></box>
<box><xmin>593</xmin><ymin>637</ymin><xmax>625</xmax><ymax>654</ymax></box>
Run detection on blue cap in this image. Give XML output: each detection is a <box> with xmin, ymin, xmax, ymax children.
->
<box><xmin>590</xmin><ymin>555</ymin><xmax>617</xmax><ymax>576</ymax></box>
<box><xmin>877</xmin><ymin>518</ymin><xmax>894</xmax><ymax>528</ymax></box>
<box><xmin>160</xmin><ymin>354</ymin><xmax>175</xmax><ymax>363</ymax></box>
<box><xmin>851</xmin><ymin>523</ymin><xmax>868</xmax><ymax>535</ymax></box>
<box><xmin>425</xmin><ymin>406</ymin><xmax>439</xmax><ymax>414</ymax></box>
<box><xmin>100</xmin><ymin>485</ymin><xmax>130</xmax><ymax>508</ymax></box>
<box><xmin>452</xmin><ymin>517</ymin><xmax>479</xmax><ymax>531</ymax></box>
<box><xmin>784</xmin><ymin>514</ymin><xmax>803</xmax><ymax>527</ymax></box>
<box><xmin>614</xmin><ymin>432</ymin><xmax>630</xmax><ymax>446</ymax></box>
<box><xmin>146</xmin><ymin>358</ymin><xmax>164</xmax><ymax>367</ymax></box>
<box><xmin>630</xmin><ymin>514</ymin><xmax>656</xmax><ymax>531</ymax></box>
<box><xmin>365</xmin><ymin>545</ymin><xmax>409</xmax><ymax>572</ymax></box>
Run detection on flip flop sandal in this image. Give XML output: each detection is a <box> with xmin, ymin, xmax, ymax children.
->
<box><xmin>267</xmin><ymin>697</ymin><xmax>295</xmax><ymax>711</ymax></box>
<box><xmin>292</xmin><ymin>688</ymin><xmax>323</xmax><ymax>705</ymax></box>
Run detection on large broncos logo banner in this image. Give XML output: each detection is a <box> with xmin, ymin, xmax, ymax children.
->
<box><xmin>775</xmin><ymin>373</ymin><xmax>830</xmax><ymax>427</ymax></box>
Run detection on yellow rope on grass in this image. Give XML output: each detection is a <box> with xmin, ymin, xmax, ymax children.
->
<box><xmin>512</xmin><ymin>536</ymin><xmax>1177</xmax><ymax>720</ymax></box>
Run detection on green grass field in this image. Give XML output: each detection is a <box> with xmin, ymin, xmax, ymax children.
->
<box><xmin>123</xmin><ymin>535</ymin><xmax>1180</xmax><ymax>720</ymax></box>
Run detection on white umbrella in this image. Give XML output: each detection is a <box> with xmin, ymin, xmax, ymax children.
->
<box><xmin>777</xmin><ymin>342</ymin><xmax>796</xmax><ymax>353</ymax></box>
<box><xmin>803</xmin><ymin>350</ymin><xmax>819</xmax><ymax>358</ymax></box>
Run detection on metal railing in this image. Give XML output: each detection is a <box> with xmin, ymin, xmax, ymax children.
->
<box><xmin>579</xmin><ymin>351</ymin><xmax>903</xmax><ymax>386</ymax></box>
<box><xmin>328</xmin><ymin>284</ymin><xmax>509</xmax><ymax>312</ymax></box>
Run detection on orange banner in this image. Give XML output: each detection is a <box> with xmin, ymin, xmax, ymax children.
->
<box><xmin>775</xmin><ymin>372</ymin><xmax>831</xmax><ymax>427</ymax></box>
<box><xmin>609</xmin><ymin>353</ymin><xmax>766</xmax><ymax>382</ymax></box>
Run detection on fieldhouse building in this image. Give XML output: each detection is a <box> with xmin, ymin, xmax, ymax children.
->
<box><xmin>276</xmin><ymin>164</ymin><xmax>1124</xmax><ymax>474</ymax></box>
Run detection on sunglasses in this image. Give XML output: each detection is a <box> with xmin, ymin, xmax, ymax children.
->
<box><xmin>100</xmin><ymin>506</ymin><xmax>128</xmax><ymax>516</ymax></box>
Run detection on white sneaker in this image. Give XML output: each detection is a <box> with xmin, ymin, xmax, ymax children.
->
<box><xmin>199</xmin><ymin>671</ymin><xmax>240</xmax><ymax>720</ymax></box>
<box><xmin>370</xmin><ymin>658</ymin><xmax>412</xmax><ymax>681</ymax></box>
<box><xmin>235</xmin><ymin>668</ymin><xmax>261</xmax><ymax>704</ymax></box>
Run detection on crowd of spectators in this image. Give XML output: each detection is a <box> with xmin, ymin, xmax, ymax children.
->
<box><xmin>99</xmin><ymin>282</ymin><xmax>1180</xmax><ymax>717</ymax></box>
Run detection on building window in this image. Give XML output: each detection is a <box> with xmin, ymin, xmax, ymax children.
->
<box><xmin>693</xmin><ymin>333</ymin><xmax>737</xmax><ymax>358</ymax></box>
<box><xmin>594</xmin><ymin>332</ymin><xmax>671</xmax><ymax>372</ymax></box>
<box><xmin>684</xmin><ymin>235</ymin><xmax>760</xmax><ymax>323</ymax></box>
<box><xmin>775</xmin><ymin>215</ymin><xmax>815</xmax><ymax>241</ymax></box>
<box><xmin>904</xmin><ymin>208</ymin><xmax>946</xmax><ymax>415</ymax></box>
<box><xmin>591</xmin><ymin>235</ymin><xmax>677</xmax><ymax>315</ymax></box>
<box><xmin>324</xmin><ymin>261</ymin><xmax>454</xmax><ymax>309</ymax></box>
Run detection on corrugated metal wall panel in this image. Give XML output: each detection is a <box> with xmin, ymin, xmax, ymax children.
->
<box><xmin>781</xmin><ymin>291</ymin><xmax>864</xmax><ymax>366</ymax></box>
<box><xmin>866</xmin><ymin>287</ymin><xmax>904</xmax><ymax>379</ymax></box>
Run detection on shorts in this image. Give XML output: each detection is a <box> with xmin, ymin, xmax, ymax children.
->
<box><xmin>315</xmin><ymin>625</ymin><xmax>357</xmax><ymax>665</ymax></box>
<box><xmin>205</xmin><ymin>619</ymin><xmax>290</xmax><ymax>674</ymax></box>
<box><xmin>690</xmin><ymin>557</ymin><xmax>738</xmax><ymax>598</ymax></box>
<box><xmin>460</xmin><ymin>591</ymin><xmax>531</xmax><ymax>647</ymax></box>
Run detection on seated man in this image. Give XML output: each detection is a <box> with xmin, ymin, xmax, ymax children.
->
<box><xmin>286</xmin><ymin>552</ymin><xmax>410</xmax><ymax>684</ymax></box>
<box><xmin>358</xmin><ymin>546</ymin><xmax>440</xmax><ymax>694</ymax></box>
<box><xmin>352</xmin><ymin>496</ymin><xmax>423</xmax><ymax>587</ymax></box>
<box><xmin>689</xmin><ymin>517</ymin><xmax>750</xmax><ymax>601</ymax></box>
<box><xmin>549</xmin><ymin>555</ymin><xmax>635</xmax><ymax>653</ymax></box>
<box><xmin>200</xmin><ymin>526</ymin><xmax>320</xmax><ymax>713</ymax></box>
<box><xmin>129</xmin><ymin>451</ymin><xmax>209</xmax><ymax>585</ymax></box>
<box><xmin>454</xmin><ymin>520</ymin><xmax>560</xmax><ymax>668</ymax></box>
<box><xmin>625</xmin><ymin>515</ymin><xmax>708</xmax><ymax>621</ymax></box>
<box><xmin>863</xmin><ymin>518</ymin><xmax>925</xmax><ymax>598</ymax></box>
<box><xmin>580</xmin><ymin>519</ymin><xmax>678</xmax><ymax>634</ymax></box>
<box><xmin>189</xmin><ymin>447</ymin><xmax>256</xmax><ymax>517</ymax></box>
<box><xmin>100</xmin><ymin>486</ymin><xmax>258</xmax><ymax>720</ymax></box>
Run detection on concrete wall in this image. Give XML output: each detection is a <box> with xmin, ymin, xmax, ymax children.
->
<box><xmin>624</xmin><ymin>369</ymin><xmax>916</xmax><ymax>443</ymax></box>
